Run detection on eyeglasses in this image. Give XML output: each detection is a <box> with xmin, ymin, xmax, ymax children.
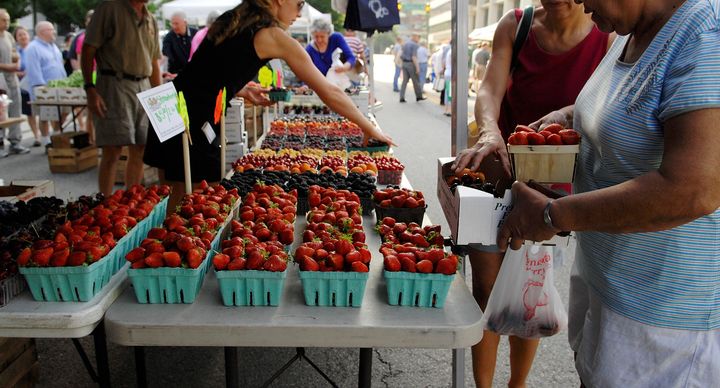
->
<box><xmin>297</xmin><ymin>0</ymin><xmax>306</xmax><ymax>11</ymax></box>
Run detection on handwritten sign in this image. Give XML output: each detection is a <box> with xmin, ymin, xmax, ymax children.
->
<box><xmin>137</xmin><ymin>82</ymin><xmax>186</xmax><ymax>143</ymax></box>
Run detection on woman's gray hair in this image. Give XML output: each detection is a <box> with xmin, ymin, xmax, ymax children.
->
<box><xmin>206</xmin><ymin>10</ymin><xmax>221</xmax><ymax>26</ymax></box>
<box><xmin>310</xmin><ymin>18</ymin><xmax>333</xmax><ymax>34</ymax></box>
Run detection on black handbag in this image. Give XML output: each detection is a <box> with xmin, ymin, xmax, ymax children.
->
<box><xmin>344</xmin><ymin>0</ymin><xmax>400</xmax><ymax>36</ymax></box>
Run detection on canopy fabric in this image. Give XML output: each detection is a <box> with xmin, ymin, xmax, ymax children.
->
<box><xmin>469</xmin><ymin>22</ymin><xmax>498</xmax><ymax>42</ymax></box>
<box><xmin>160</xmin><ymin>0</ymin><xmax>331</xmax><ymax>30</ymax></box>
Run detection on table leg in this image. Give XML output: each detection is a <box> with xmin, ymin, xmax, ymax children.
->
<box><xmin>224</xmin><ymin>347</ymin><xmax>239</xmax><ymax>388</ymax></box>
<box><xmin>56</xmin><ymin>105</ymin><xmax>63</xmax><ymax>133</ymax></box>
<box><xmin>134</xmin><ymin>347</ymin><xmax>147</xmax><ymax>388</ymax></box>
<box><xmin>452</xmin><ymin>348</ymin><xmax>465</xmax><ymax>388</ymax></box>
<box><xmin>92</xmin><ymin>321</ymin><xmax>111</xmax><ymax>388</ymax></box>
<box><xmin>71</xmin><ymin>107</ymin><xmax>78</xmax><ymax>132</ymax></box>
<box><xmin>358</xmin><ymin>348</ymin><xmax>372</xmax><ymax>388</ymax></box>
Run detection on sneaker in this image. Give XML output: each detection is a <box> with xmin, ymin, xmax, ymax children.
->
<box><xmin>32</xmin><ymin>140</ymin><xmax>42</xmax><ymax>147</ymax></box>
<box><xmin>416</xmin><ymin>97</ymin><xmax>427</xmax><ymax>102</ymax></box>
<box><xmin>9</xmin><ymin>144</ymin><xmax>30</xmax><ymax>155</ymax></box>
<box><xmin>399</xmin><ymin>99</ymin><xmax>406</xmax><ymax>103</ymax></box>
<box><xmin>0</xmin><ymin>149</ymin><xmax>7</xmax><ymax>158</ymax></box>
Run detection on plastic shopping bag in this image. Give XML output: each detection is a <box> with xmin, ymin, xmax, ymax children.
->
<box><xmin>481</xmin><ymin>243</ymin><xmax>567</xmax><ymax>338</ymax></box>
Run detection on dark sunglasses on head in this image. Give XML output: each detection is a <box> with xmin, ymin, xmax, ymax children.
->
<box><xmin>297</xmin><ymin>0</ymin><xmax>306</xmax><ymax>10</ymax></box>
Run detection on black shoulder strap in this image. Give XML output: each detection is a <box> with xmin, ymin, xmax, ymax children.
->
<box><xmin>510</xmin><ymin>6</ymin><xmax>534</xmax><ymax>73</ymax></box>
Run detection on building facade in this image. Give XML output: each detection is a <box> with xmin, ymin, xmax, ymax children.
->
<box><xmin>427</xmin><ymin>0</ymin><xmax>536</xmax><ymax>46</ymax></box>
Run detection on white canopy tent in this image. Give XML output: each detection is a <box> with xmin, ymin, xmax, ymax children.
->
<box><xmin>160</xmin><ymin>0</ymin><xmax>331</xmax><ymax>33</ymax></box>
<box><xmin>468</xmin><ymin>22</ymin><xmax>497</xmax><ymax>43</ymax></box>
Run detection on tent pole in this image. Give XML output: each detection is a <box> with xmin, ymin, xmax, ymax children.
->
<box><xmin>451</xmin><ymin>0</ymin><xmax>469</xmax><ymax>156</ymax></box>
<box><xmin>366</xmin><ymin>35</ymin><xmax>375</xmax><ymax>115</ymax></box>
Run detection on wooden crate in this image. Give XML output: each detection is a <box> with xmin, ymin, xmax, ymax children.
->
<box><xmin>508</xmin><ymin>144</ymin><xmax>579</xmax><ymax>183</ymax></box>
<box><xmin>0</xmin><ymin>338</ymin><xmax>39</xmax><ymax>388</ymax></box>
<box><xmin>47</xmin><ymin>146</ymin><xmax>99</xmax><ymax>173</ymax></box>
<box><xmin>50</xmin><ymin>131</ymin><xmax>90</xmax><ymax>149</ymax></box>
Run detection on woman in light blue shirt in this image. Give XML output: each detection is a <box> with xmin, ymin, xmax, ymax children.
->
<box><xmin>498</xmin><ymin>0</ymin><xmax>720</xmax><ymax>386</ymax></box>
<box><xmin>13</xmin><ymin>26</ymin><xmax>40</xmax><ymax>146</ymax></box>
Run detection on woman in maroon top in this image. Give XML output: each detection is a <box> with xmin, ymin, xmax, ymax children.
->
<box><xmin>452</xmin><ymin>2</ymin><xmax>614</xmax><ymax>387</ymax></box>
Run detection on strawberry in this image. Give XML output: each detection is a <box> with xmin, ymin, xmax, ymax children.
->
<box><xmin>131</xmin><ymin>260</ymin><xmax>147</xmax><ymax>269</ymax></box>
<box><xmin>352</xmin><ymin>230</ymin><xmax>366</xmax><ymax>243</ymax></box>
<box><xmin>264</xmin><ymin>255</ymin><xmax>287</xmax><ymax>272</ymax></box>
<box><xmin>148</xmin><ymin>227</ymin><xmax>168</xmax><ymax>240</ymax></box>
<box><xmin>382</xmin><ymin>217</ymin><xmax>396</xmax><ymax>227</ymax></box>
<box><xmin>527</xmin><ymin>132</ymin><xmax>546</xmax><ymax>145</ymax></box>
<box><xmin>508</xmin><ymin>132</ymin><xmax>528</xmax><ymax>145</ymax></box>
<box><xmin>559</xmin><ymin>129</ymin><xmax>580</xmax><ymax>145</ymax></box>
<box><xmin>126</xmin><ymin>247</ymin><xmax>147</xmax><ymax>263</ymax></box>
<box><xmin>301</xmin><ymin>256</ymin><xmax>320</xmax><ymax>271</ymax></box>
<box><xmin>384</xmin><ymin>255</ymin><xmax>401</xmax><ymax>271</ymax></box>
<box><xmin>113</xmin><ymin>224</ymin><xmax>129</xmax><ymax>239</ymax></box>
<box><xmin>32</xmin><ymin>247</ymin><xmax>54</xmax><ymax>267</ymax></box>
<box><xmin>87</xmin><ymin>245</ymin><xmax>106</xmax><ymax>262</ymax></box>
<box><xmin>546</xmin><ymin>133</ymin><xmax>563</xmax><ymax>145</ymax></box>
<box><xmin>335</xmin><ymin>239</ymin><xmax>353</xmax><ymax>255</ymax></box>
<box><xmin>515</xmin><ymin>125</ymin><xmax>534</xmax><ymax>133</ymax></box>
<box><xmin>227</xmin><ymin>258</ymin><xmax>247</xmax><ymax>270</ymax></box>
<box><xmin>246</xmin><ymin>250</ymin><xmax>265</xmax><ymax>270</ymax></box>
<box><xmin>345</xmin><ymin>250</ymin><xmax>362</xmax><ymax>264</ymax></box>
<box><xmin>351</xmin><ymin>262</ymin><xmax>369</xmax><ymax>272</ymax></box>
<box><xmin>162</xmin><ymin>251</ymin><xmax>182</xmax><ymax>267</ymax></box>
<box><xmin>69</xmin><ymin>251</ymin><xmax>87</xmax><ymax>266</ymax></box>
<box><xmin>144</xmin><ymin>252</ymin><xmax>164</xmax><ymax>268</ymax></box>
<box><xmin>50</xmin><ymin>248</ymin><xmax>70</xmax><ymax>267</ymax></box>
<box><xmin>543</xmin><ymin>123</ymin><xmax>564</xmax><ymax>134</ymax></box>
<box><xmin>176</xmin><ymin>236</ymin><xmax>195</xmax><ymax>252</ymax></box>
<box><xmin>223</xmin><ymin>245</ymin><xmax>243</xmax><ymax>260</ymax></box>
<box><xmin>416</xmin><ymin>259</ymin><xmax>433</xmax><ymax>273</ymax></box>
<box><xmin>279</xmin><ymin>229</ymin><xmax>294</xmax><ymax>246</ymax></box>
<box><xmin>539</xmin><ymin>130</ymin><xmax>553</xmax><ymax>139</ymax></box>
<box><xmin>146</xmin><ymin>242</ymin><xmax>165</xmax><ymax>255</ymax></box>
<box><xmin>186</xmin><ymin>248</ymin><xmax>205</xmax><ymax>269</ymax></box>
<box><xmin>358</xmin><ymin>248</ymin><xmax>371</xmax><ymax>264</ymax></box>
<box><xmin>329</xmin><ymin>253</ymin><xmax>344</xmax><ymax>271</ymax></box>
<box><xmin>427</xmin><ymin>248</ymin><xmax>445</xmax><ymax>264</ymax></box>
<box><xmin>16</xmin><ymin>248</ymin><xmax>32</xmax><ymax>266</ymax></box>
<box><xmin>399</xmin><ymin>256</ymin><xmax>416</xmax><ymax>272</ymax></box>
<box><xmin>213</xmin><ymin>253</ymin><xmax>231</xmax><ymax>270</ymax></box>
<box><xmin>435</xmin><ymin>258</ymin><xmax>457</xmax><ymax>275</ymax></box>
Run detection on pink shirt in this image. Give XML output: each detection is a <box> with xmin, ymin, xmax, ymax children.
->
<box><xmin>189</xmin><ymin>27</ymin><xmax>208</xmax><ymax>60</ymax></box>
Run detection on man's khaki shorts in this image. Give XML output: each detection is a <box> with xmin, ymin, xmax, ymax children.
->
<box><xmin>93</xmin><ymin>75</ymin><xmax>150</xmax><ymax>147</ymax></box>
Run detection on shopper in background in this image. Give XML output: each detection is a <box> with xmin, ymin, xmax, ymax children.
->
<box><xmin>451</xmin><ymin>1</ymin><xmax>612</xmax><ymax>386</ymax></box>
<box><xmin>398</xmin><ymin>33</ymin><xmax>424</xmax><ymax>103</ymax></box>
<box><xmin>496</xmin><ymin>1</ymin><xmax>720</xmax><ymax>386</ymax></box>
<box><xmin>417</xmin><ymin>40</ymin><xmax>429</xmax><ymax>85</ymax></box>
<box><xmin>162</xmin><ymin>11</ymin><xmax>196</xmax><ymax>78</ymax></box>
<box><xmin>471</xmin><ymin>41</ymin><xmax>490</xmax><ymax>93</ymax></box>
<box><xmin>81</xmin><ymin>0</ymin><xmax>161</xmax><ymax>196</ymax></box>
<box><xmin>144</xmin><ymin>0</ymin><xmax>394</xmax><ymax>211</ymax></box>
<box><xmin>189</xmin><ymin>10</ymin><xmax>221</xmax><ymax>60</ymax></box>
<box><xmin>305</xmin><ymin>19</ymin><xmax>355</xmax><ymax>76</ymax></box>
<box><xmin>69</xmin><ymin>10</ymin><xmax>95</xmax><ymax>71</ymax></box>
<box><xmin>24</xmin><ymin>21</ymin><xmax>67</xmax><ymax>148</ymax></box>
<box><xmin>13</xmin><ymin>26</ymin><xmax>40</xmax><ymax>147</ymax></box>
<box><xmin>430</xmin><ymin>43</ymin><xmax>446</xmax><ymax>105</ymax></box>
<box><xmin>441</xmin><ymin>45</ymin><xmax>451</xmax><ymax>116</ymax></box>
<box><xmin>0</xmin><ymin>8</ymin><xmax>28</xmax><ymax>157</ymax></box>
<box><xmin>391</xmin><ymin>36</ymin><xmax>402</xmax><ymax>92</ymax></box>
<box><xmin>61</xmin><ymin>33</ymin><xmax>75</xmax><ymax>76</ymax></box>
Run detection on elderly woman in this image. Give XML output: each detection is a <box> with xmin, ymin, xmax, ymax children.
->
<box><xmin>494</xmin><ymin>0</ymin><xmax>720</xmax><ymax>386</ymax></box>
<box><xmin>305</xmin><ymin>18</ymin><xmax>355</xmax><ymax>76</ymax></box>
<box><xmin>451</xmin><ymin>1</ymin><xmax>612</xmax><ymax>386</ymax></box>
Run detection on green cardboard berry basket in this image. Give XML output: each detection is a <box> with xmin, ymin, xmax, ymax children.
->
<box><xmin>19</xmin><ymin>252</ymin><xmax>114</xmax><ymax>302</ymax></box>
<box><xmin>383</xmin><ymin>270</ymin><xmax>455</xmax><ymax>308</ymax></box>
<box><xmin>374</xmin><ymin>203</ymin><xmax>427</xmax><ymax>225</ymax></box>
<box><xmin>269</xmin><ymin>90</ymin><xmax>293</xmax><ymax>102</ymax></box>
<box><xmin>110</xmin><ymin>196</ymin><xmax>168</xmax><ymax>275</ymax></box>
<box><xmin>216</xmin><ymin>269</ymin><xmax>287</xmax><ymax>306</ymax></box>
<box><xmin>298</xmin><ymin>271</ymin><xmax>369</xmax><ymax>307</ymax></box>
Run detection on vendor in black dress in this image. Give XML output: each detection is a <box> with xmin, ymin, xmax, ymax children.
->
<box><xmin>144</xmin><ymin>0</ymin><xmax>394</xmax><ymax>209</ymax></box>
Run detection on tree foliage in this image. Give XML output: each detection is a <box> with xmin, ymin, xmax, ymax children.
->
<box><xmin>35</xmin><ymin>0</ymin><xmax>102</xmax><ymax>32</ymax></box>
<box><xmin>307</xmin><ymin>0</ymin><xmax>345</xmax><ymax>32</ymax></box>
<box><xmin>2</xmin><ymin>0</ymin><xmax>32</xmax><ymax>21</ymax></box>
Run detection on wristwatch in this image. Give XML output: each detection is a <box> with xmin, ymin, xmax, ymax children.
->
<box><xmin>83</xmin><ymin>83</ymin><xmax>95</xmax><ymax>90</ymax></box>
<box><xmin>543</xmin><ymin>200</ymin><xmax>557</xmax><ymax>230</ymax></box>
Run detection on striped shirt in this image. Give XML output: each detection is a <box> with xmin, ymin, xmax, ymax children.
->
<box><xmin>573</xmin><ymin>0</ymin><xmax>720</xmax><ymax>330</ymax></box>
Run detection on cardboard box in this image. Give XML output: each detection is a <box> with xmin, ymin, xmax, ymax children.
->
<box><xmin>225</xmin><ymin>98</ymin><xmax>244</xmax><ymax>123</ymax></box>
<box><xmin>56</xmin><ymin>87</ymin><xmax>87</xmax><ymax>104</ymax></box>
<box><xmin>225</xmin><ymin>122</ymin><xmax>245</xmax><ymax>144</ymax></box>
<box><xmin>225</xmin><ymin>142</ymin><xmax>248</xmax><ymax>164</ymax></box>
<box><xmin>437</xmin><ymin>157</ymin><xmax>513</xmax><ymax>246</ymax></box>
<box><xmin>33</xmin><ymin>86</ymin><xmax>57</xmax><ymax>102</ymax></box>
<box><xmin>38</xmin><ymin>106</ymin><xmax>59</xmax><ymax>122</ymax></box>
<box><xmin>47</xmin><ymin>146</ymin><xmax>98</xmax><ymax>173</ymax></box>
<box><xmin>508</xmin><ymin>144</ymin><xmax>579</xmax><ymax>183</ymax></box>
<box><xmin>51</xmin><ymin>131</ymin><xmax>90</xmax><ymax>149</ymax></box>
<box><xmin>0</xmin><ymin>180</ymin><xmax>55</xmax><ymax>203</ymax></box>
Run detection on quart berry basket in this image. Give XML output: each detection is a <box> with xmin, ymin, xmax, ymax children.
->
<box><xmin>373</xmin><ymin>203</ymin><xmax>427</xmax><ymax>225</ymax></box>
<box><xmin>298</xmin><ymin>271</ymin><xmax>369</xmax><ymax>307</ymax></box>
<box><xmin>19</xmin><ymin>252</ymin><xmax>114</xmax><ymax>302</ymax></box>
<box><xmin>269</xmin><ymin>90</ymin><xmax>293</xmax><ymax>102</ymax></box>
<box><xmin>0</xmin><ymin>273</ymin><xmax>26</xmax><ymax>307</ymax></box>
<box><xmin>216</xmin><ymin>269</ymin><xmax>287</xmax><ymax>306</ymax></box>
<box><xmin>383</xmin><ymin>270</ymin><xmax>455</xmax><ymax>308</ymax></box>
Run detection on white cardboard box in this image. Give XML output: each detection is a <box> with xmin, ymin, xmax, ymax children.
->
<box><xmin>225</xmin><ymin>122</ymin><xmax>246</xmax><ymax>144</ymax></box>
<box><xmin>0</xmin><ymin>180</ymin><xmax>55</xmax><ymax>203</ymax></box>
<box><xmin>56</xmin><ymin>87</ymin><xmax>87</xmax><ymax>104</ymax></box>
<box><xmin>39</xmin><ymin>106</ymin><xmax>59</xmax><ymax>121</ymax></box>
<box><xmin>33</xmin><ymin>86</ymin><xmax>57</xmax><ymax>103</ymax></box>
<box><xmin>225</xmin><ymin>98</ymin><xmax>245</xmax><ymax>123</ymax></box>
<box><xmin>437</xmin><ymin>157</ymin><xmax>512</xmax><ymax>245</ymax></box>
<box><xmin>225</xmin><ymin>142</ymin><xmax>248</xmax><ymax>164</ymax></box>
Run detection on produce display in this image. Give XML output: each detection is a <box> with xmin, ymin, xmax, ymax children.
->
<box><xmin>373</xmin><ymin>188</ymin><xmax>425</xmax><ymax>209</ymax></box>
<box><xmin>262</xmin><ymin>117</ymin><xmax>363</xmax><ymax>151</ymax></box>
<box><xmin>508</xmin><ymin>124</ymin><xmax>580</xmax><ymax>146</ymax></box>
<box><xmin>18</xmin><ymin>185</ymin><xmax>168</xmax><ymax>268</ymax></box>
<box><xmin>376</xmin><ymin>218</ymin><xmax>457</xmax><ymax>275</ymax></box>
<box><xmin>46</xmin><ymin>70</ymin><xmax>84</xmax><ymax>88</ymax></box>
<box><xmin>445</xmin><ymin>168</ymin><xmax>499</xmax><ymax>196</ymax></box>
<box><xmin>125</xmin><ymin>182</ymin><xmax>238</xmax><ymax>269</ymax></box>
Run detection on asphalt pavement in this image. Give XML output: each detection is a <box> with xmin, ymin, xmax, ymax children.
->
<box><xmin>0</xmin><ymin>54</ymin><xmax>579</xmax><ymax>387</ymax></box>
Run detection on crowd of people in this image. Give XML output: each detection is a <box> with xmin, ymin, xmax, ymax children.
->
<box><xmin>1</xmin><ymin>0</ymin><xmax>719</xmax><ymax>386</ymax></box>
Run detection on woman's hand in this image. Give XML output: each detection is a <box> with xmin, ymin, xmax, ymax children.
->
<box><xmin>237</xmin><ymin>82</ymin><xmax>273</xmax><ymax>107</ymax></box>
<box><xmin>451</xmin><ymin>124</ymin><xmax>511</xmax><ymax>177</ymax></box>
<box><xmin>528</xmin><ymin>105</ymin><xmax>575</xmax><ymax>131</ymax></box>
<box><xmin>363</xmin><ymin>127</ymin><xmax>396</xmax><ymax>147</ymax></box>
<box><xmin>497</xmin><ymin>182</ymin><xmax>559</xmax><ymax>251</ymax></box>
<box><xmin>333</xmin><ymin>63</ymin><xmax>351</xmax><ymax>73</ymax></box>
<box><xmin>86</xmin><ymin>88</ymin><xmax>107</xmax><ymax>118</ymax></box>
